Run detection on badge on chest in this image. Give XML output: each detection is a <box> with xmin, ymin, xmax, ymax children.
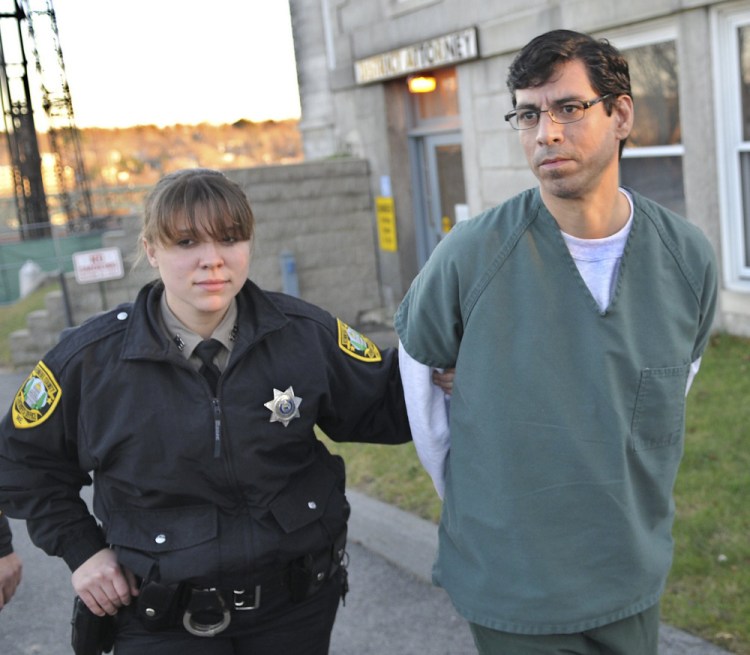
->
<box><xmin>264</xmin><ymin>386</ymin><xmax>302</xmax><ymax>427</ymax></box>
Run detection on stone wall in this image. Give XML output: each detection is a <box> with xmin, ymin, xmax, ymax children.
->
<box><xmin>225</xmin><ymin>159</ymin><xmax>382</xmax><ymax>320</ymax></box>
<box><xmin>9</xmin><ymin>158</ymin><xmax>383</xmax><ymax>368</ymax></box>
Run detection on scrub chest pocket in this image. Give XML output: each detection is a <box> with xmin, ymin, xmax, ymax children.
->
<box><xmin>631</xmin><ymin>364</ymin><xmax>690</xmax><ymax>451</ymax></box>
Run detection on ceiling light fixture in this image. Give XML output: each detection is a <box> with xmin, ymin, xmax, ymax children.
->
<box><xmin>407</xmin><ymin>74</ymin><xmax>437</xmax><ymax>93</ymax></box>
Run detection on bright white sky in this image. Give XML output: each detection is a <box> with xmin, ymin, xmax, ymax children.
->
<box><xmin>46</xmin><ymin>0</ymin><xmax>301</xmax><ymax>128</ymax></box>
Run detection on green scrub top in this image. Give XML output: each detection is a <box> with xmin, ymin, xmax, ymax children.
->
<box><xmin>395</xmin><ymin>187</ymin><xmax>718</xmax><ymax>634</ymax></box>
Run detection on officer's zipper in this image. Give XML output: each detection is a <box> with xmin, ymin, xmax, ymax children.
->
<box><xmin>211</xmin><ymin>397</ymin><xmax>222</xmax><ymax>458</ymax></box>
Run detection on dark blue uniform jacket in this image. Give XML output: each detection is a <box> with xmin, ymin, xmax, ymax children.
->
<box><xmin>0</xmin><ymin>280</ymin><xmax>410</xmax><ymax>588</ymax></box>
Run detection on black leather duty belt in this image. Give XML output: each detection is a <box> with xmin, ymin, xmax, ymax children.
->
<box><xmin>136</xmin><ymin>532</ymin><xmax>347</xmax><ymax>637</ymax></box>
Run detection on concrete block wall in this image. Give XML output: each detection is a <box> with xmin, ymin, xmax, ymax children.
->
<box><xmin>9</xmin><ymin>159</ymin><xmax>382</xmax><ymax>369</ymax></box>
<box><xmin>224</xmin><ymin>158</ymin><xmax>381</xmax><ymax>322</ymax></box>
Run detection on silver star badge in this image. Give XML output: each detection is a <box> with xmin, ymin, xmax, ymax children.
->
<box><xmin>264</xmin><ymin>386</ymin><xmax>302</xmax><ymax>427</ymax></box>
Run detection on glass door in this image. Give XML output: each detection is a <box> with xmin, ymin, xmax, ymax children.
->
<box><xmin>414</xmin><ymin>131</ymin><xmax>466</xmax><ymax>265</ymax></box>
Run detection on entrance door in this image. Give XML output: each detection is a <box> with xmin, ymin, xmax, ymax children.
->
<box><xmin>414</xmin><ymin>132</ymin><xmax>466</xmax><ymax>266</ymax></box>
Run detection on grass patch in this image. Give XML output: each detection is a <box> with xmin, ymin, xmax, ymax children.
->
<box><xmin>323</xmin><ymin>332</ymin><xmax>750</xmax><ymax>655</ymax></box>
<box><xmin>663</xmin><ymin>333</ymin><xmax>750</xmax><ymax>654</ymax></box>
<box><xmin>0</xmin><ymin>281</ymin><xmax>59</xmax><ymax>368</ymax></box>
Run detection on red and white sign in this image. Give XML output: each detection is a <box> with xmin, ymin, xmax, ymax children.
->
<box><xmin>73</xmin><ymin>247</ymin><xmax>124</xmax><ymax>284</ymax></box>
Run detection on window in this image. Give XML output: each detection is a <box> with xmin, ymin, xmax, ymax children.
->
<box><xmin>613</xmin><ymin>27</ymin><xmax>685</xmax><ymax>216</ymax></box>
<box><xmin>714</xmin><ymin>4</ymin><xmax>750</xmax><ymax>289</ymax></box>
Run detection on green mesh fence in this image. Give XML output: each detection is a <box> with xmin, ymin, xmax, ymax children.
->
<box><xmin>0</xmin><ymin>232</ymin><xmax>104</xmax><ymax>304</ymax></box>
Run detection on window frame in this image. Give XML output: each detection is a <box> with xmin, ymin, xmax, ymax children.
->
<box><xmin>609</xmin><ymin>24</ymin><xmax>684</xmax><ymax>160</ymax></box>
<box><xmin>713</xmin><ymin>2</ymin><xmax>750</xmax><ymax>291</ymax></box>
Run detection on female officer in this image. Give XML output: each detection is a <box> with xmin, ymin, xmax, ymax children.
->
<box><xmin>0</xmin><ymin>168</ymin><xmax>412</xmax><ymax>654</ymax></box>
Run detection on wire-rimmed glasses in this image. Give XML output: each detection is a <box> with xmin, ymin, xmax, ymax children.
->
<box><xmin>504</xmin><ymin>94</ymin><xmax>612</xmax><ymax>130</ymax></box>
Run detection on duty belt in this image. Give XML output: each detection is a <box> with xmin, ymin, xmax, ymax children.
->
<box><xmin>182</xmin><ymin>586</ymin><xmax>262</xmax><ymax>637</ymax></box>
<box><xmin>180</xmin><ymin>572</ymin><xmax>282</xmax><ymax>637</ymax></box>
<box><xmin>136</xmin><ymin>531</ymin><xmax>347</xmax><ymax>637</ymax></box>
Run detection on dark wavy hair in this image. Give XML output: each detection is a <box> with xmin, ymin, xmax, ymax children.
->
<box><xmin>506</xmin><ymin>30</ymin><xmax>632</xmax><ymax>154</ymax></box>
<box><xmin>506</xmin><ymin>29</ymin><xmax>631</xmax><ymax>110</ymax></box>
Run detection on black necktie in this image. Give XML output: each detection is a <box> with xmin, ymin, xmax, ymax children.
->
<box><xmin>194</xmin><ymin>339</ymin><xmax>223</xmax><ymax>395</ymax></box>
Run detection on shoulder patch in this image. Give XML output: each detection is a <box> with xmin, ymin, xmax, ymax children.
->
<box><xmin>336</xmin><ymin>319</ymin><xmax>382</xmax><ymax>363</ymax></box>
<box><xmin>12</xmin><ymin>361</ymin><xmax>62</xmax><ymax>429</ymax></box>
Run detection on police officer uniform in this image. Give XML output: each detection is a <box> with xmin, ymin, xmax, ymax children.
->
<box><xmin>0</xmin><ymin>279</ymin><xmax>411</xmax><ymax>653</ymax></box>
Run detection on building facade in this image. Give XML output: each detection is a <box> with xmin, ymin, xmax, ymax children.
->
<box><xmin>288</xmin><ymin>0</ymin><xmax>750</xmax><ymax>336</ymax></box>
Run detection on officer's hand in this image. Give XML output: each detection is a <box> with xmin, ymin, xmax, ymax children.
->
<box><xmin>71</xmin><ymin>548</ymin><xmax>139</xmax><ymax>617</ymax></box>
<box><xmin>432</xmin><ymin>368</ymin><xmax>455</xmax><ymax>395</ymax></box>
<box><xmin>0</xmin><ymin>552</ymin><xmax>22</xmax><ymax>609</ymax></box>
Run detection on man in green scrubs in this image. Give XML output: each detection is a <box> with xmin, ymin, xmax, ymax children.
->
<box><xmin>396</xmin><ymin>29</ymin><xmax>718</xmax><ymax>655</ymax></box>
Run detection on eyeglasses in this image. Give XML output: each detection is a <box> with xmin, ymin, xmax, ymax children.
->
<box><xmin>504</xmin><ymin>94</ymin><xmax>612</xmax><ymax>130</ymax></box>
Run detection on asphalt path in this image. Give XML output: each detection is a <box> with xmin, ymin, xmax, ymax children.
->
<box><xmin>0</xmin><ymin>367</ymin><xmax>731</xmax><ymax>654</ymax></box>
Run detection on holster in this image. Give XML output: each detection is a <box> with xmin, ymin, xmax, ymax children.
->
<box><xmin>70</xmin><ymin>596</ymin><xmax>115</xmax><ymax>655</ymax></box>
<box><xmin>288</xmin><ymin>528</ymin><xmax>348</xmax><ymax>602</ymax></box>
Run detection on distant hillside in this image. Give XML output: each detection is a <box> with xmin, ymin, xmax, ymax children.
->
<box><xmin>79</xmin><ymin>119</ymin><xmax>302</xmax><ymax>186</ymax></box>
<box><xmin>0</xmin><ymin>118</ymin><xmax>303</xmax><ymax>193</ymax></box>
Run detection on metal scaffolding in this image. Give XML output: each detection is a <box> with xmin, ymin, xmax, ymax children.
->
<box><xmin>0</xmin><ymin>0</ymin><xmax>92</xmax><ymax>239</ymax></box>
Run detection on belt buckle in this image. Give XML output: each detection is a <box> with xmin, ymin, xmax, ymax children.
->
<box><xmin>233</xmin><ymin>585</ymin><xmax>261</xmax><ymax>611</ymax></box>
<box><xmin>182</xmin><ymin>587</ymin><xmax>231</xmax><ymax>637</ymax></box>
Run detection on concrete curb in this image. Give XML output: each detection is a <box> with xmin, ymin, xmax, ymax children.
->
<box><xmin>347</xmin><ymin>488</ymin><xmax>438</xmax><ymax>584</ymax></box>
<box><xmin>346</xmin><ymin>489</ymin><xmax>732</xmax><ymax>655</ymax></box>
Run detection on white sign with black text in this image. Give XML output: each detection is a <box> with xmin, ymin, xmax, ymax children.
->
<box><xmin>73</xmin><ymin>246</ymin><xmax>125</xmax><ymax>284</ymax></box>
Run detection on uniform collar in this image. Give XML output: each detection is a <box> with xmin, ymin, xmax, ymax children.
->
<box><xmin>120</xmin><ymin>280</ymin><xmax>289</xmax><ymax>362</ymax></box>
<box><xmin>158</xmin><ymin>292</ymin><xmax>238</xmax><ymax>359</ymax></box>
